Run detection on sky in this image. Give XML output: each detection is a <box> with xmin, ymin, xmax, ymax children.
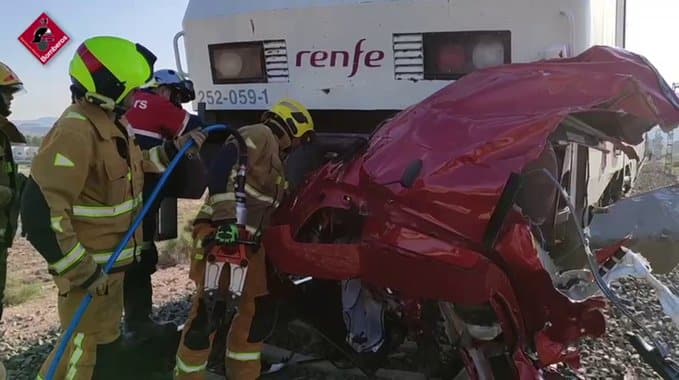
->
<box><xmin>1</xmin><ymin>0</ymin><xmax>190</xmax><ymax>121</ymax></box>
<box><xmin>1</xmin><ymin>0</ymin><xmax>678</xmax><ymax>121</ymax></box>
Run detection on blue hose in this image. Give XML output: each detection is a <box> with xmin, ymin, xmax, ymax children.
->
<box><xmin>46</xmin><ymin>124</ymin><xmax>231</xmax><ymax>380</ymax></box>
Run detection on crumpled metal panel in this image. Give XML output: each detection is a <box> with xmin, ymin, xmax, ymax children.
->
<box><xmin>357</xmin><ymin>46</ymin><xmax>679</xmax><ymax>245</ymax></box>
<box><xmin>589</xmin><ymin>185</ymin><xmax>679</xmax><ymax>274</ymax></box>
<box><xmin>262</xmin><ymin>45</ymin><xmax>679</xmax><ymax>377</ymax></box>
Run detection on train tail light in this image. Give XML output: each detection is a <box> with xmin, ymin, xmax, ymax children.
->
<box><xmin>423</xmin><ymin>31</ymin><xmax>511</xmax><ymax>80</ymax></box>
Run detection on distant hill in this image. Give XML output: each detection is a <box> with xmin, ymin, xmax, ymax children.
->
<box><xmin>12</xmin><ymin>117</ymin><xmax>57</xmax><ymax>136</ymax></box>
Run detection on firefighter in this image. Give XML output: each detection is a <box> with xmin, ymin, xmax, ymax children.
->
<box><xmin>121</xmin><ymin>68</ymin><xmax>204</xmax><ymax>344</ymax></box>
<box><xmin>174</xmin><ymin>98</ymin><xmax>315</xmax><ymax>380</ymax></box>
<box><xmin>0</xmin><ymin>61</ymin><xmax>28</xmax><ymax>380</ymax></box>
<box><xmin>20</xmin><ymin>36</ymin><xmax>206</xmax><ymax>379</ymax></box>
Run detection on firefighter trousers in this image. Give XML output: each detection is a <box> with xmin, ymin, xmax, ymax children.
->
<box><xmin>174</xmin><ymin>245</ymin><xmax>269</xmax><ymax>380</ymax></box>
<box><xmin>0</xmin><ymin>246</ymin><xmax>7</xmax><ymax>321</ymax></box>
<box><xmin>123</xmin><ymin>178</ymin><xmax>163</xmax><ymax>330</ymax></box>
<box><xmin>123</xmin><ymin>243</ymin><xmax>157</xmax><ymax>328</ymax></box>
<box><xmin>0</xmin><ymin>246</ymin><xmax>7</xmax><ymax>380</ymax></box>
<box><xmin>37</xmin><ymin>272</ymin><xmax>124</xmax><ymax>380</ymax></box>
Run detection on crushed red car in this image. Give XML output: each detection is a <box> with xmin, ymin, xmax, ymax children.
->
<box><xmin>263</xmin><ymin>46</ymin><xmax>679</xmax><ymax>379</ymax></box>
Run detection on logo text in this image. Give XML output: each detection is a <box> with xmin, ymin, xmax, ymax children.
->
<box><xmin>295</xmin><ymin>39</ymin><xmax>385</xmax><ymax>78</ymax></box>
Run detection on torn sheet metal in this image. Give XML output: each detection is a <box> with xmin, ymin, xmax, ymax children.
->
<box><xmin>358</xmin><ymin>46</ymin><xmax>679</xmax><ymax>245</ymax></box>
<box><xmin>537</xmin><ymin>240</ymin><xmax>679</xmax><ymax>329</ymax></box>
<box><xmin>267</xmin><ymin>45</ymin><xmax>679</xmax><ymax>291</ymax></box>
<box><xmin>537</xmin><ymin>230</ymin><xmax>679</xmax><ymax>328</ymax></box>
<box><xmin>589</xmin><ymin>185</ymin><xmax>679</xmax><ymax>274</ymax></box>
<box><xmin>606</xmin><ymin>247</ymin><xmax>679</xmax><ymax>329</ymax></box>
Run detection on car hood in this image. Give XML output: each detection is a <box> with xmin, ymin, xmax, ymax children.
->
<box><xmin>351</xmin><ymin>45</ymin><xmax>679</xmax><ymax>244</ymax></box>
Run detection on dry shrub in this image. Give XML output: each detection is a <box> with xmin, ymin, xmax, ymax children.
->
<box><xmin>4</xmin><ymin>276</ymin><xmax>42</xmax><ymax>306</ymax></box>
<box><xmin>156</xmin><ymin>219</ymin><xmax>195</xmax><ymax>269</ymax></box>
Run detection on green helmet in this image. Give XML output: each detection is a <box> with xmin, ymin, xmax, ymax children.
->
<box><xmin>69</xmin><ymin>36</ymin><xmax>156</xmax><ymax>110</ymax></box>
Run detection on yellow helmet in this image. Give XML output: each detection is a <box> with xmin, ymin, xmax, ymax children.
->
<box><xmin>69</xmin><ymin>36</ymin><xmax>156</xmax><ymax>110</ymax></box>
<box><xmin>0</xmin><ymin>61</ymin><xmax>25</xmax><ymax>93</ymax></box>
<box><xmin>264</xmin><ymin>98</ymin><xmax>314</xmax><ymax>139</ymax></box>
<box><xmin>0</xmin><ymin>61</ymin><xmax>25</xmax><ymax>116</ymax></box>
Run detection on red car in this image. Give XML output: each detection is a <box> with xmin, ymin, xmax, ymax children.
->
<box><xmin>262</xmin><ymin>46</ymin><xmax>679</xmax><ymax>379</ymax></box>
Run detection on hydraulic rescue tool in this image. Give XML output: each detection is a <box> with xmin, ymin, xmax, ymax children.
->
<box><xmin>46</xmin><ymin>124</ymin><xmax>247</xmax><ymax>380</ymax></box>
<box><xmin>198</xmin><ymin>130</ymin><xmax>260</xmax><ymax>332</ymax></box>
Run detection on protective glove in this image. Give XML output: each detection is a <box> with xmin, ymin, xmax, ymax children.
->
<box><xmin>80</xmin><ymin>267</ymin><xmax>109</xmax><ymax>297</ymax></box>
<box><xmin>192</xmin><ymin>221</ymin><xmax>214</xmax><ymax>240</ymax></box>
<box><xmin>174</xmin><ymin>128</ymin><xmax>207</xmax><ymax>156</ymax></box>
<box><xmin>192</xmin><ymin>222</ymin><xmax>216</xmax><ymax>248</ymax></box>
<box><xmin>215</xmin><ymin>224</ymin><xmax>239</xmax><ymax>245</ymax></box>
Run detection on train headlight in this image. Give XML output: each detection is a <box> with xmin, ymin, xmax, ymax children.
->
<box><xmin>208</xmin><ymin>42</ymin><xmax>266</xmax><ymax>84</ymax></box>
<box><xmin>472</xmin><ymin>37</ymin><xmax>506</xmax><ymax>69</ymax></box>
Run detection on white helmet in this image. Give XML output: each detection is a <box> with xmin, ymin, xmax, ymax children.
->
<box><xmin>144</xmin><ymin>69</ymin><xmax>195</xmax><ymax>104</ymax></box>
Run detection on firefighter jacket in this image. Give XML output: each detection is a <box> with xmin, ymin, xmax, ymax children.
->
<box><xmin>0</xmin><ymin>115</ymin><xmax>26</xmax><ymax>247</ymax></box>
<box><xmin>26</xmin><ymin>102</ymin><xmax>173</xmax><ymax>290</ymax></box>
<box><xmin>195</xmin><ymin>123</ymin><xmax>289</xmax><ymax>236</ymax></box>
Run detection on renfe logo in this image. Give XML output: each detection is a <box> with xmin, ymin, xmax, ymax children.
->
<box><xmin>295</xmin><ymin>39</ymin><xmax>385</xmax><ymax>78</ymax></box>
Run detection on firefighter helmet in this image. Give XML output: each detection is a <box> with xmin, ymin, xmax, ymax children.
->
<box><xmin>264</xmin><ymin>98</ymin><xmax>315</xmax><ymax>140</ymax></box>
<box><xmin>69</xmin><ymin>36</ymin><xmax>157</xmax><ymax>110</ymax></box>
<box><xmin>0</xmin><ymin>61</ymin><xmax>25</xmax><ymax>116</ymax></box>
<box><xmin>144</xmin><ymin>69</ymin><xmax>196</xmax><ymax>104</ymax></box>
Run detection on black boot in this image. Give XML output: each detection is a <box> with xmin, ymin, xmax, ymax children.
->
<box><xmin>123</xmin><ymin>246</ymin><xmax>171</xmax><ymax>345</ymax></box>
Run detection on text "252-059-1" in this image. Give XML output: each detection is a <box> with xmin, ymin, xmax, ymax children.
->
<box><xmin>197</xmin><ymin>89</ymin><xmax>270</xmax><ymax>105</ymax></box>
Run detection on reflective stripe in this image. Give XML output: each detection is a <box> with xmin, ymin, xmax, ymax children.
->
<box><xmin>5</xmin><ymin>161</ymin><xmax>14</xmax><ymax>173</ymax></box>
<box><xmin>211</xmin><ymin>185</ymin><xmax>278</xmax><ymax>207</ymax></box>
<box><xmin>175</xmin><ymin>356</ymin><xmax>207</xmax><ymax>374</ymax></box>
<box><xmin>91</xmin><ymin>246</ymin><xmax>141</xmax><ymax>266</ymax></box>
<box><xmin>65</xmin><ymin>332</ymin><xmax>85</xmax><ymax>380</ymax></box>
<box><xmin>72</xmin><ymin>194</ymin><xmax>142</xmax><ymax>218</ymax></box>
<box><xmin>200</xmin><ymin>204</ymin><xmax>214</xmax><ymax>216</ymax></box>
<box><xmin>226</xmin><ymin>350</ymin><xmax>261</xmax><ymax>361</ymax></box>
<box><xmin>54</xmin><ymin>152</ymin><xmax>75</xmax><ymax>167</ymax></box>
<box><xmin>149</xmin><ymin>146</ymin><xmax>167</xmax><ymax>172</ymax></box>
<box><xmin>65</xmin><ymin>111</ymin><xmax>87</xmax><ymax>121</ymax></box>
<box><xmin>245</xmin><ymin>137</ymin><xmax>257</xmax><ymax>149</ymax></box>
<box><xmin>51</xmin><ymin>216</ymin><xmax>64</xmax><ymax>233</ymax></box>
<box><xmin>209</xmin><ymin>193</ymin><xmax>235</xmax><ymax>204</ymax></box>
<box><xmin>277</xmin><ymin>176</ymin><xmax>289</xmax><ymax>190</ymax></box>
<box><xmin>176</xmin><ymin>113</ymin><xmax>190</xmax><ymax>136</ymax></box>
<box><xmin>49</xmin><ymin>243</ymin><xmax>86</xmax><ymax>274</ymax></box>
<box><xmin>245</xmin><ymin>184</ymin><xmax>279</xmax><ymax>206</ymax></box>
<box><xmin>132</xmin><ymin>128</ymin><xmax>163</xmax><ymax>140</ymax></box>
<box><xmin>228</xmin><ymin>171</ymin><xmax>280</xmax><ymax>206</ymax></box>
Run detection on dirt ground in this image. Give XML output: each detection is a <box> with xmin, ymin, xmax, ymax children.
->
<box><xmin>0</xmin><ymin>198</ymin><xmax>203</xmax><ymax>379</ymax></box>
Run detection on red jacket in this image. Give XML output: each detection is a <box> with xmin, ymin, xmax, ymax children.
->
<box><xmin>124</xmin><ymin>90</ymin><xmax>191</xmax><ymax>149</ymax></box>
